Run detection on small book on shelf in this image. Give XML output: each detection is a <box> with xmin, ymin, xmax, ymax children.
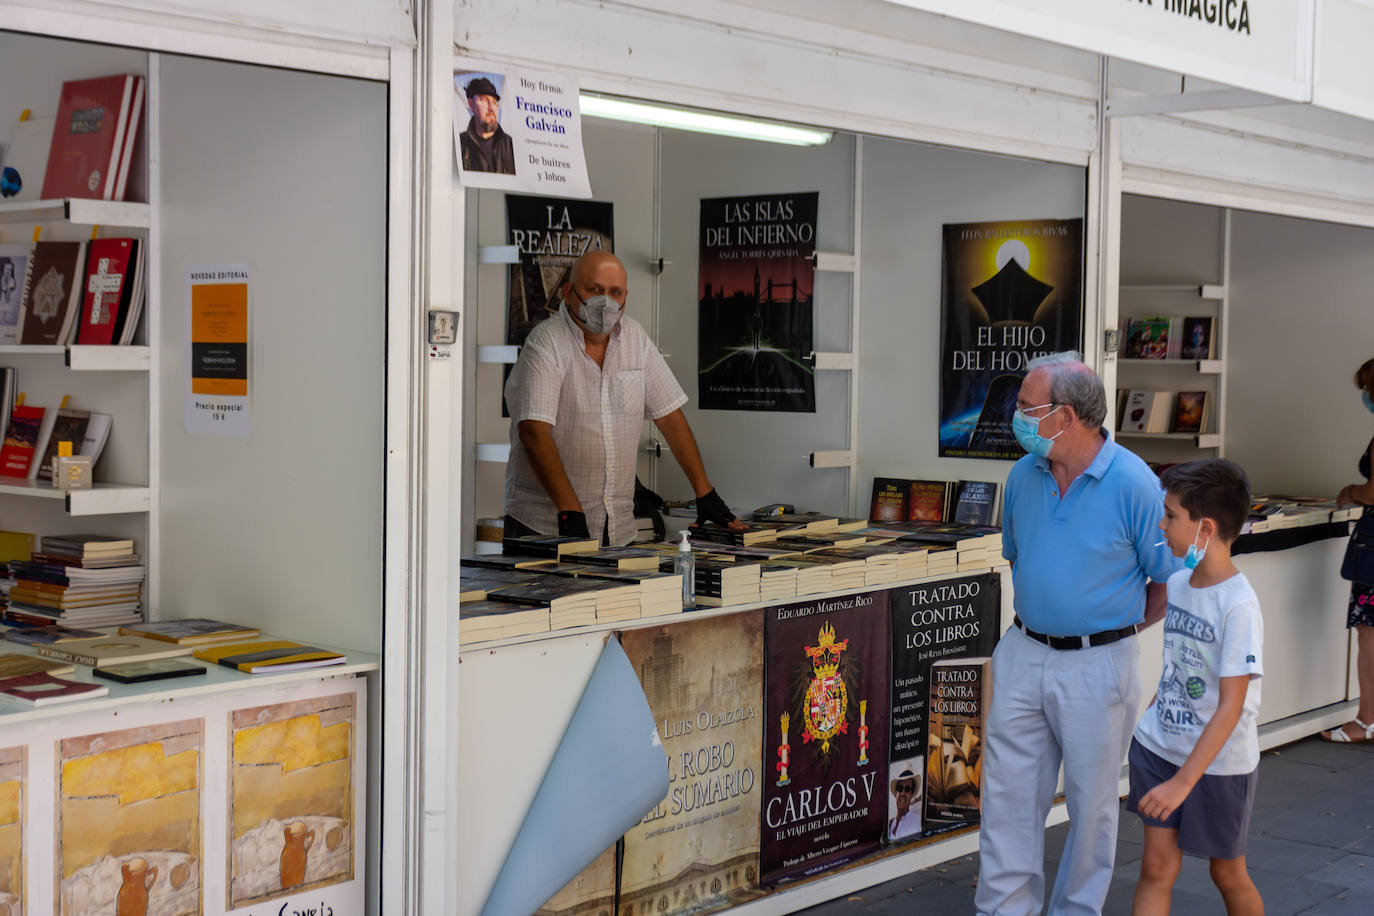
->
<box><xmin>192</xmin><ymin>639</ymin><xmax>346</xmax><ymax>674</ymax></box>
<box><xmin>1119</xmin><ymin>390</ymin><xmax>1174</xmax><ymax>434</ymax></box>
<box><xmin>0</xmin><ymin>671</ymin><xmax>108</xmax><ymax>706</ymax></box>
<box><xmin>43</xmin><ymin>74</ymin><xmax>146</xmax><ymax>201</ymax></box>
<box><xmin>907</xmin><ymin>480</ymin><xmax>952</xmax><ymax>522</ymax></box>
<box><xmin>950</xmin><ymin>480</ymin><xmax>1000</xmax><ymax>526</ymax></box>
<box><xmin>1179</xmin><ymin>316</ymin><xmax>1214</xmax><ymax>360</ymax></box>
<box><xmin>92</xmin><ymin>658</ymin><xmax>207</xmax><ymax>684</ymax></box>
<box><xmin>1124</xmin><ymin>317</ymin><xmax>1171</xmax><ymax>359</ymax></box>
<box><xmin>0</xmin><ymin>403</ymin><xmax>45</xmax><ymax>478</ymax></box>
<box><xmin>0</xmin><ymin>245</ymin><xmax>30</xmax><ymax>343</ymax></box>
<box><xmin>40</xmin><ymin>534</ymin><xmax>135</xmax><ymax>557</ymax></box>
<box><xmin>869</xmin><ymin>477</ymin><xmax>910</xmax><ymax>523</ymax></box>
<box><xmin>35</xmin><ymin>407</ymin><xmax>90</xmax><ymax>482</ymax></box>
<box><xmin>75</xmin><ymin>237</ymin><xmax>140</xmax><ymax>345</ymax></box>
<box><xmin>1170</xmin><ymin>390</ymin><xmax>1209</xmax><ymax>434</ymax></box>
<box><xmin>118</xmin><ymin>617</ymin><xmax>260</xmax><ymax>646</ymax></box>
<box><xmin>17</xmin><ymin>240</ymin><xmax>86</xmax><ymax>346</ymax></box>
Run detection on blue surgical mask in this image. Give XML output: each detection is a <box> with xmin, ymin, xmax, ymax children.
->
<box><xmin>569</xmin><ymin>289</ymin><xmax>623</xmax><ymax>335</ymax></box>
<box><xmin>1363</xmin><ymin>390</ymin><xmax>1374</xmax><ymax>414</ymax></box>
<box><xmin>1184</xmin><ymin>521</ymin><xmax>1209</xmax><ymax>570</ymax></box>
<box><xmin>1011</xmin><ymin>405</ymin><xmax>1064</xmax><ymax>458</ymax></box>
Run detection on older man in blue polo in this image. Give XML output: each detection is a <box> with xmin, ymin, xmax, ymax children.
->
<box><xmin>976</xmin><ymin>352</ymin><xmax>1180</xmax><ymax>916</ymax></box>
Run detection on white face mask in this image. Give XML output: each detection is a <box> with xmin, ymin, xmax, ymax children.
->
<box><xmin>569</xmin><ymin>289</ymin><xmax>623</xmax><ymax>335</ymax></box>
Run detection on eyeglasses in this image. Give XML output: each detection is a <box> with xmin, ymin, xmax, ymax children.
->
<box><xmin>1015</xmin><ymin>400</ymin><xmax>1059</xmax><ymax>416</ymax></box>
<box><xmin>895</xmin><ymin>783</ymin><xmax>916</xmax><ymax>794</ymax></box>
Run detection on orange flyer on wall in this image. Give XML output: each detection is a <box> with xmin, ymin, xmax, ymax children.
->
<box><xmin>190</xmin><ymin>280</ymin><xmax>248</xmax><ymax>396</ymax></box>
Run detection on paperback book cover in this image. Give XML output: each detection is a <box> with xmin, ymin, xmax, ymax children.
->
<box><xmin>888</xmin><ymin>574</ymin><xmax>999</xmax><ymax>842</ymax></box>
<box><xmin>34</xmin><ymin>634</ymin><xmax>191</xmax><ymax>667</ymax></box>
<box><xmin>118</xmin><ymin>617</ymin><xmax>259</xmax><ymax>645</ymax></box>
<box><xmin>0</xmin><ymin>671</ymin><xmax>107</xmax><ymax>705</ymax></box>
<box><xmin>17</xmin><ymin>240</ymin><xmax>85</xmax><ymax>345</ymax></box>
<box><xmin>0</xmin><ymin>243</ymin><xmax>28</xmax><ymax>343</ymax></box>
<box><xmin>761</xmin><ymin>590</ymin><xmax>890</xmax><ymax>884</ymax></box>
<box><xmin>0</xmin><ymin>404</ymin><xmax>44</xmax><ymax>478</ymax></box>
<box><xmin>192</xmin><ymin>639</ymin><xmax>345</xmax><ymax>673</ymax></box>
<box><xmin>950</xmin><ymin>480</ymin><xmax>999</xmax><ymax>526</ymax></box>
<box><xmin>1124</xmin><ymin>317</ymin><xmax>1171</xmax><ymax>359</ymax></box>
<box><xmin>34</xmin><ymin>407</ymin><xmax>89</xmax><ymax>482</ymax></box>
<box><xmin>619</xmin><ymin>612</ymin><xmax>767</xmax><ymax>915</ymax></box>
<box><xmin>1180</xmin><ymin>316</ymin><xmax>1214</xmax><ymax>360</ymax></box>
<box><xmin>907</xmin><ymin>480</ymin><xmax>951</xmax><ymax>523</ymax></box>
<box><xmin>924</xmin><ymin>657</ymin><xmax>993</xmax><ymax>826</ymax></box>
<box><xmin>42</xmin><ymin>74</ymin><xmax>144</xmax><ymax>201</ymax></box>
<box><xmin>869</xmin><ymin>477</ymin><xmax>911</xmax><ymax>523</ymax></box>
<box><xmin>1171</xmin><ymin>390</ymin><xmax>1209</xmax><ymax>434</ymax></box>
<box><xmin>74</xmin><ymin>237</ymin><xmax>137</xmax><ymax>345</ymax></box>
<box><xmin>2</xmin><ymin>625</ymin><xmax>107</xmax><ymax>646</ymax></box>
<box><xmin>0</xmin><ymin>653</ymin><xmax>75</xmax><ymax>678</ymax></box>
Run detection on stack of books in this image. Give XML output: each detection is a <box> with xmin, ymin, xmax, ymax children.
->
<box><xmin>812</xmin><ymin>545</ymin><xmax>902</xmax><ymax>586</ymax></box>
<box><xmin>925</xmin><ymin>545</ymin><xmax>959</xmax><ymax>577</ymax></box>
<box><xmin>458</xmin><ymin>598</ymin><xmax>550</xmax><ymax>641</ymax></box>
<box><xmin>485</xmin><ymin>579</ymin><xmax>599</xmax><ymax>629</ymax></box>
<box><xmin>801</xmin><ymin>552</ymin><xmax>868</xmax><ymax>592</ymax></box>
<box><xmin>558</xmin><ymin>566</ymin><xmax>683</xmax><ymax>618</ymax></box>
<box><xmin>119</xmin><ymin>617</ymin><xmax>260</xmax><ymax>646</ymax></box>
<box><xmin>758</xmin><ymin>563</ymin><xmax>799</xmax><ymax>602</ymax></box>
<box><xmin>688</xmin><ymin>524</ymin><xmax>780</xmax><ymax>547</ymax></box>
<box><xmin>559</xmin><ymin>546</ymin><xmax>659</xmax><ymax>572</ymax></box>
<box><xmin>688</xmin><ymin>558</ymin><xmax>761</xmax><ymax>607</ymax></box>
<box><xmin>501</xmin><ymin>533</ymin><xmax>598</xmax><ymax>558</ymax></box>
<box><xmin>774</xmin><ymin>532</ymin><xmax>868</xmax><ymax>551</ymax></box>
<box><xmin>6</xmin><ymin>535</ymin><xmax>144</xmax><ymax>628</ymax></box>
<box><xmin>770</xmin><ymin>557</ymin><xmax>833</xmax><ymax>596</ymax></box>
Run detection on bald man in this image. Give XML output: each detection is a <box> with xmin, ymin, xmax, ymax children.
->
<box><xmin>503</xmin><ymin>251</ymin><xmax>741</xmax><ymax>545</ymax></box>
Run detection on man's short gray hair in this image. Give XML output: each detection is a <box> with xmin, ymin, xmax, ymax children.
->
<box><xmin>1027</xmin><ymin>351</ymin><xmax>1106</xmax><ymax>428</ymax></box>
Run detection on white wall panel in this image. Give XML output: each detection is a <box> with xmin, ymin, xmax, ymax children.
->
<box><xmin>454</xmin><ymin>0</ymin><xmax>1099</xmax><ymax>165</ymax></box>
<box><xmin>857</xmin><ymin>137</ymin><xmax>1087</xmax><ymax>500</ymax></box>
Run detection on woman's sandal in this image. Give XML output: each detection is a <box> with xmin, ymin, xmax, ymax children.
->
<box><xmin>1322</xmin><ymin>718</ymin><xmax>1374</xmax><ymax>743</ymax></box>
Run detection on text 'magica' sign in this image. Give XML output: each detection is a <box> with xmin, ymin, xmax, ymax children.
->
<box><xmin>877</xmin><ymin>0</ymin><xmax>1312</xmax><ymax>103</ymax></box>
<box><xmin>453</xmin><ymin>57</ymin><xmax>593</xmax><ymax>197</ymax></box>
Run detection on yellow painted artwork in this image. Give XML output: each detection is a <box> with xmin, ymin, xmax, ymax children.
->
<box><xmin>0</xmin><ymin>747</ymin><xmax>25</xmax><ymax>916</ymax></box>
<box><xmin>58</xmin><ymin>719</ymin><xmax>202</xmax><ymax>916</ymax></box>
<box><xmin>229</xmin><ymin>693</ymin><xmax>354</xmax><ymax>909</ymax></box>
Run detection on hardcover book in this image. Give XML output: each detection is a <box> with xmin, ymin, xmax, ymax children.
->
<box><xmin>42</xmin><ymin>74</ymin><xmax>145</xmax><ymax>201</ymax></box>
<box><xmin>118</xmin><ymin>617</ymin><xmax>260</xmax><ymax>645</ymax></box>
<box><xmin>924</xmin><ymin>657</ymin><xmax>992</xmax><ymax>826</ymax></box>
<box><xmin>191</xmin><ymin>639</ymin><xmax>346</xmax><ymax>673</ymax></box>
<box><xmin>92</xmin><ymin>657</ymin><xmax>207</xmax><ymax>683</ymax></box>
<box><xmin>74</xmin><ymin>237</ymin><xmax>137</xmax><ymax>345</ymax></box>
<box><xmin>907</xmin><ymin>480</ymin><xmax>951</xmax><ymax>523</ymax></box>
<box><xmin>17</xmin><ymin>240</ymin><xmax>86</xmax><ymax>345</ymax></box>
<box><xmin>0</xmin><ymin>671</ymin><xmax>107</xmax><ymax>706</ymax></box>
<box><xmin>869</xmin><ymin>477</ymin><xmax>911</xmax><ymax>523</ymax></box>
<box><xmin>0</xmin><ymin>403</ymin><xmax>44</xmax><ymax>478</ymax></box>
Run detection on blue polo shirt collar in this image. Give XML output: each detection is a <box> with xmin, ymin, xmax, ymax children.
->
<box><xmin>1034</xmin><ymin>428</ymin><xmax>1117</xmax><ymax>480</ymax></box>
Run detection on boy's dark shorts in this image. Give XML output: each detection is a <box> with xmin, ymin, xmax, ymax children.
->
<box><xmin>1126</xmin><ymin>737</ymin><xmax>1258</xmax><ymax>860</ymax></box>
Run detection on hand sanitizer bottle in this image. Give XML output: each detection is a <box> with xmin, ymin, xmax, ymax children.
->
<box><xmin>675</xmin><ymin>530</ymin><xmax>695</xmax><ymax>609</ymax></box>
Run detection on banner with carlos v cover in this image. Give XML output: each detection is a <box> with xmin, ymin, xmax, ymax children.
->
<box><xmin>761</xmin><ymin>590</ymin><xmax>889</xmax><ymax>884</ymax></box>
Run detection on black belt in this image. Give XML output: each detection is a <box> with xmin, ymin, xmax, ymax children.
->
<box><xmin>1014</xmin><ymin>615</ymin><xmax>1136</xmax><ymax>650</ymax></box>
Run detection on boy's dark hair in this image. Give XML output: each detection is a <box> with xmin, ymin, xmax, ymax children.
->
<box><xmin>1160</xmin><ymin>459</ymin><xmax>1251</xmax><ymax>542</ymax></box>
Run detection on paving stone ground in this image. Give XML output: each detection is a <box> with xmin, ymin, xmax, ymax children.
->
<box><xmin>798</xmin><ymin>736</ymin><xmax>1374</xmax><ymax>914</ymax></box>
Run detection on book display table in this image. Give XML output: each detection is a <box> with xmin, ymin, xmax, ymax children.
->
<box><xmin>0</xmin><ymin>654</ymin><xmax>376</xmax><ymax>916</ymax></box>
<box><xmin>457</xmin><ymin>526</ymin><xmax>1359</xmax><ymax>916</ymax></box>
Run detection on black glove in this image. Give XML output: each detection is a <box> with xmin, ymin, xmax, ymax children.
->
<box><xmin>694</xmin><ymin>489</ymin><xmax>737</xmax><ymax>528</ymax></box>
<box><xmin>557</xmin><ymin>510</ymin><xmax>591</xmax><ymax>539</ymax></box>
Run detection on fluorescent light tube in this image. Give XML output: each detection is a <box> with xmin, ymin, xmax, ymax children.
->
<box><xmin>579</xmin><ymin>94</ymin><xmax>832</xmax><ymax>146</ymax></box>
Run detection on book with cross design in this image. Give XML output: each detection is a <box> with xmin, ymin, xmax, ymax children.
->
<box><xmin>75</xmin><ymin>237</ymin><xmax>139</xmax><ymax>345</ymax></box>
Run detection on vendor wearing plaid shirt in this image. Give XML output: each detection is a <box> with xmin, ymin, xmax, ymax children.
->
<box><xmin>504</xmin><ymin>251</ymin><xmax>743</xmax><ymax>546</ymax></box>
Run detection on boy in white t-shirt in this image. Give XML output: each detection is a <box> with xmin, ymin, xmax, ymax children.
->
<box><xmin>1127</xmin><ymin>459</ymin><xmax>1264</xmax><ymax>916</ymax></box>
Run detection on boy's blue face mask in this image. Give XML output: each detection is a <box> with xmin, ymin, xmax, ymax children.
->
<box><xmin>1012</xmin><ymin>403</ymin><xmax>1064</xmax><ymax>458</ymax></box>
<box><xmin>1362</xmin><ymin>390</ymin><xmax>1374</xmax><ymax>414</ymax></box>
<box><xmin>1185</xmin><ymin>521</ymin><xmax>1210</xmax><ymax>570</ymax></box>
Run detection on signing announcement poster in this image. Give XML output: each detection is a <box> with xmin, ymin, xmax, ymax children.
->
<box><xmin>506</xmin><ymin>195</ymin><xmax>614</xmax><ymax>348</ymax></box>
<box><xmin>761</xmin><ymin>591</ymin><xmax>889</xmax><ymax>884</ymax></box>
<box><xmin>698</xmin><ymin>192</ymin><xmax>817</xmax><ymax>412</ymax></box>
<box><xmin>620</xmin><ymin>613</ymin><xmax>766</xmax><ymax>916</ymax></box>
<box><xmin>888</xmin><ymin>574</ymin><xmax>1000</xmax><ymax>843</ymax></box>
<box><xmin>938</xmin><ymin>218</ymin><xmax>1083</xmax><ymax>459</ymax></box>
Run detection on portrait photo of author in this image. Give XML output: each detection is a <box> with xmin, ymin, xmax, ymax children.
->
<box><xmin>458</xmin><ymin>74</ymin><xmax>516</xmax><ymax>175</ymax></box>
<box><xmin>887</xmin><ymin>762</ymin><xmax>923</xmax><ymax>841</ymax></box>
